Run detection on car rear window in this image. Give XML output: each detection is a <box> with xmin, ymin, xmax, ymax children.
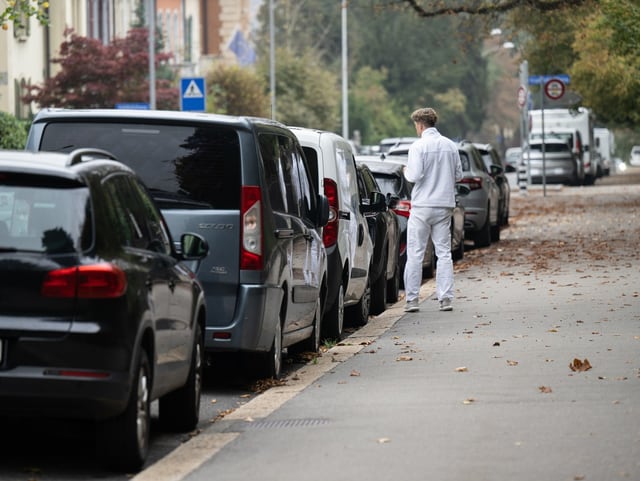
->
<box><xmin>38</xmin><ymin>122</ymin><xmax>241</xmax><ymax>210</ymax></box>
<box><xmin>0</xmin><ymin>173</ymin><xmax>91</xmax><ymax>253</ymax></box>
<box><xmin>459</xmin><ymin>151</ymin><xmax>471</xmax><ymax>171</ymax></box>
<box><xmin>530</xmin><ymin>143</ymin><xmax>570</xmax><ymax>153</ymax></box>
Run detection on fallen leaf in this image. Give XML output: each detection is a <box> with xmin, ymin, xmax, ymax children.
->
<box><xmin>396</xmin><ymin>355</ymin><xmax>413</xmax><ymax>361</ymax></box>
<box><xmin>455</xmin><ymin>366</ymin><xmax>468</xmax><ymax>372</ymax></box>
<box><xmin>377</xmin><ymin>437</ymin><xmax>391</xmax><ymax>444</ymax></box>
<box><xmin>539</xmin><ymin>386</ymin><xmax>553</xmax><ymax>393</ymax></box>
<box><xmin>507</xmin><ymin>360</ymin><xmax>519</xmax><ymax>366</ymax></box>
<box><xmin>350</xmin><ymin>369</ymin><xmax>361</xmax><ymax>376</ymax></box>
<box><xmin>569</xmin><ymin>358</ymin><xmax>592</xmax><ymax>372</ymax></box>
<box><xmin>493</xmin><ymin>341</ymin><xmax>501</xmax><ymax>347</ymax></box>
<box><xmin>462</xmin><ymin>398</ymin><xmax>476</xmax><ymax>404</ymax></box>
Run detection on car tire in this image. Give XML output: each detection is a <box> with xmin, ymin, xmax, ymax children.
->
<box><xmin>99</xmin><ymin>348</ymin><xmax>151</xmax><ymax>473</ymax></box>
<box><xmin>261</xmin><ymin>314</ymin><xmax>283</xmax><ymax>379</ymax></box>
<box><xmin>159</xmin><ymin>322</ymin><xmax>203</xmax><ymax>432</ymax></box>
<box><xmin>453</xmin><ymin>235</ymin><xmax>464</xmax><ymax>261</ymax></box>
<box><xmin>370</xmin><ymin>251</ymin><xmax>387</xmax><ymax>316</ymax></box>
<box><xmin>386</xmin><ymin>260</ymin><xmax>400</xmax><ymax>304</ymax></box>
<box><xmin>322</xmin><ymin>281</ymin><xmax>344</xmax><ymax>341</ymax></box>
<box><xmin>348</xmin><ymin>272</ymin><xmax>371</xmax><ymax>327</ymax></box>
<box><xmin>490</xmin><ymin>222</ymin><xmax>500</xmax><ymax>242</ymax></box>
<box><xmin>474</xmin><ymin>208</ymin><xmax>492</xmax><ymax>248</ymax></box>
<box><xmin>297</xmin><ymin>297</ymin><xmax>322</xmax><ymax>353</ymax></box>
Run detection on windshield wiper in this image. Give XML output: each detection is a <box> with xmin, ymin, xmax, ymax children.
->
<box><xmin>147</xmin><ymin>189</ymin><xmax>212</xmax><ymax>209</ymax></box>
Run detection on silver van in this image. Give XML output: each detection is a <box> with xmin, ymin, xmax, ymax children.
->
<box><xmin>26</xmin><ymin>109</ymin><xmax>329</xmax><ymax>379</ymax></box>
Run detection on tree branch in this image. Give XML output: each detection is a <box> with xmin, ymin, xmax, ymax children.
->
<box><xmin>400</xmin><ymin>0</ymin><xmax>589</xmax><ymax>17</ymax></box>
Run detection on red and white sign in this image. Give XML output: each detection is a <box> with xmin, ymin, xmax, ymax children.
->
<box><xmin>544</xmin><ymin>78</ymin><xmax>565</xmax><ymax>100</ymax></box>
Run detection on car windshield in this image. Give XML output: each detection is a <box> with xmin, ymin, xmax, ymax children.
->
<box><xmin>0</xmin><ymin>174</ymin><xmax>91</xmax><ymax>253</ymax></box>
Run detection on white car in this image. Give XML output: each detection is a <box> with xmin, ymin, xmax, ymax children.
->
<box><xmin>630</xmin><ymin>145</ymin><xmax>640</xmax><ymax>166</ymax></box>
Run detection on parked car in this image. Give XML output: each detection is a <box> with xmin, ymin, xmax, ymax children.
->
<box><xmin>630</xmin><ymin>145</ymin><xmax>640</xmax><ymax>166</ymax></box>
<box><xmin>379</xmin><ymin>137</ymin><xmax>419</xmax><ymax>154</ymax></box>
<box><xmin>355</xmin><ymin>162</ymin><xmax>401</xmax><ymax>315</ymax></box>
<box><xmin>473</xmin><ymin>142</ymin><xmax>511</xmax><ymax>226</ymax></box>
<box><xmin>0</xmin><ymin>148</ymin><xmax>209</xmax><ymax>472</ymax></box>
<box><xmin>529</xmin><ymin>129</ymin><xmax>585</xmax><ymax>185</ymax></box>
<box><xmin>290</xmin><ymin>127</ymin><xmax>375</xmax><ymax>337</ymax></box>
<box><xmin>457</xmin><ymin>141</ymin><xmax>501</xmax><ymax>248</ymax></box>
<box><xmin>26</xmin><ymin>109</ymin><xmax>329</xmax><ymax>380</ymax></box>
<box><xmin>526</xmin><ymin>138</ymin><xmax>583</xmax><ymax>185</ymax></box>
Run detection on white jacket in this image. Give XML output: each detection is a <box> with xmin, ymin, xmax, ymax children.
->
<box><xmin>404</xmin><ymin>127</ymin><xmax>463</xmax><ymax>208</ymax></box>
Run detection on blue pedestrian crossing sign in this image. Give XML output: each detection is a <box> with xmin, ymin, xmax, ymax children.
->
<box><xmin>180</xmin><ymin>77</ymin><xmax>206</xmax><ymax>112</ymax></box>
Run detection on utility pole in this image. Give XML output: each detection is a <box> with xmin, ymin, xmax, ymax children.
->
<box><xmin>269</xmin><ymin>0</ymin><xmax>276</xmax><ymax>120</ymax></box>
<box><xmin>341</xmin><ymin>1</ymin><xmax>348</xmax><ymax>140</ymax></box>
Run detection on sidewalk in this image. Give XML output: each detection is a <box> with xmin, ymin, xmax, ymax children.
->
<box><xmin>136</xmin><ymin>184</ymin><xmax>640</xmax><ymax>481</ymax></box>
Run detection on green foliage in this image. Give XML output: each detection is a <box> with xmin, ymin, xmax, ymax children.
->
<box><xmin>350</xmin><ymin>67</ymin><xmax>411</xmax><ymax>144</ymax></box>
<box><xmin>569</xmin><ymin>0</ymin><xmax>640</xmax><ymax>126</ymax></box>
<box><xmin>0</xmin><ymin>112</ymin><xmax>28</xmax><ymax>149</ymax></box>
<box><xmin>1</xmin><ymin>0</ymin><xmax>49</xmax><ymax>30</ymax></box>
<box><xmin>257</xmin><ymin>48</ymin><xmax>340</xmax><ymax>131</ymax></box>
<box><xmin>22</xmin><ymin>28</ymin><xmax>179</xmax><ymax>110</ymax></box>
<box><xmin>205</xmin><ymin>65</ymin><xmax>269</xmax><ymax>117</ymax></box>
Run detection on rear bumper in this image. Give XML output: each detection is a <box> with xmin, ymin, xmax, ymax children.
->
<box><xmin>0</xmin><ymin>367</ymin><xmax>131</xmax><ymax>419</ymax></box>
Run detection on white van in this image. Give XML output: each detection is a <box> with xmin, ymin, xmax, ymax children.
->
<box><xmin>290</xmin><ymin>127</ymin><xmax>375</xmax><ymax>339</ymax></box>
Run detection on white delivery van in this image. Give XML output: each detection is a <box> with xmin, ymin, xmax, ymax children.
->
<box><xmin>529</xmin><ymin>107</ymin><xmax>602</xmax><ymax>185</ymax></box>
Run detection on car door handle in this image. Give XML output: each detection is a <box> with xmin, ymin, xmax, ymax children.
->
<box><xmin>275</xmin><ymin>229</ymin><xmax>294</xmax><ymax>239</ymax></box>
<box><xmin>339</xmin><ymin>210</ymin><xmax>350</xmax><ymax>220</ymax></box>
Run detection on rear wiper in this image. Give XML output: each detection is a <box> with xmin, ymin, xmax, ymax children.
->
<box><xmin>147</xmin><ymin>189</ymin><xmax>212</xmax><ymax>209</ymax></box>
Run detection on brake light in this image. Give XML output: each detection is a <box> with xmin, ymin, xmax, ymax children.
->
<box><xmin>392</xmin><ymin>199</ymin><xmax>411</xmax><ymax>218</ymax></box>
<box><xmin>41</xmin><ymin>264</ymin><xmax>127</xmax><ymax>298</ymax></box>
<box><xmin>459</xmin><ymin>177</ymin><xmax>483</xmax><ymax>191</ymax></box>
<box><xmin>323</xmin><ymin>178</ymin><xmax>339</xmax><ymax>247</ymax></box>
<box><xmin>240</xmin><ymin>185</ymin><xmax>263</xmax><ymax>270</ymax></box>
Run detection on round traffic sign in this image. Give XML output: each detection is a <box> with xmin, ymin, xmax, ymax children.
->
<box><xmin>544</xmin><ymin>78</ymin><xmax>565</xmax><ymax>100</ymax></box>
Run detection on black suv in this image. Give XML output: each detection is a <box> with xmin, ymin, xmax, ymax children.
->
<box><xmin>0</xmin><ymin>149</ymin><xmax>208</xmax><ymax>472</ymax></box>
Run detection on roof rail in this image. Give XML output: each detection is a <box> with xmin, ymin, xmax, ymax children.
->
<box><xmin>67</xmin><ymin>148</ymin><xmax>117</xmax><ymax>166</ymax></box>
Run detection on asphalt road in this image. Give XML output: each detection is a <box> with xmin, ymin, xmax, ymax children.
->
<box><xmin>1</xmin><ymin>168</ymin><xmax>638</xmax><ymax>481</ymax></box>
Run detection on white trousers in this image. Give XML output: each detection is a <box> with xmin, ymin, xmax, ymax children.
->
<box><xmin>403</xmin><ymin>206</ymin><xmax>454</xmax><ymax>303</ymax></box>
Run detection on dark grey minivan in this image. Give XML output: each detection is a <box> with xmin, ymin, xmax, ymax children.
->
<box><xmin>27</xmin><ymin>109</ymin><xmax>329</xmax><ymax>379</ymax></box>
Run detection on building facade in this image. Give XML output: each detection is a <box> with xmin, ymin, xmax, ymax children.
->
<box><xmin>0</xmin><ymin>0</ymin><xmax>256</xmax><ymax>117</ymax></box>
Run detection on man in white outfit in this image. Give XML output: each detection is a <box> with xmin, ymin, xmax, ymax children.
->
<box><xmin>403</xmin><ymin>107</ymin><xmax>463</xmax><ymax>312</ymax></box>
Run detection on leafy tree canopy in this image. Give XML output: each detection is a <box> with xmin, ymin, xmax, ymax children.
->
<box><xmin>22</xmin><ymin>27</ymin><xmax>178</xmax><ymax>110</ymax></box>
<box><xmin>206</xmin><ymin>65</ymin><xmax>269</xmax><ymax>117</ymax></box>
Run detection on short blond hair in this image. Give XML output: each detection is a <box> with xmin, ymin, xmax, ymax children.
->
<box><xmin>411</xmin><ymin>108</ymin><xmax>438</xmax><ymax>127</ymax></box>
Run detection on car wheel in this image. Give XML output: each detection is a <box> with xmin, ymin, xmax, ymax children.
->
<box><xmin>453</xmin><ymin>235</ymin><xmax>464</xmax><ymax>261</ymax></box>
<box><xmin>386</xmin><ymin>260</ymin><xmax>400</xmax><ymax>304</ymax></box>
<box><xmin>262</xmin><ymin>315</ymin><xmax>283</xmax><ymax>379</ymax></box>
<box><xmin>100</xmin><ymin>348</ymin><xmax>151</xmax><ymax>472</ymax></box>
<box><xmin>490</xmin><ymin>222</ymin><xmax>500</xmax><ymax>242</ymax></box>
<box><xmin>348</xmin><ymin>273</ymin><xmax>371</xmax><ymax>327</ymax></box>
<box><xmin>474</xmin><ymin>208</ymin><xmax>492</xmax><ymax>248</ymax></box>
<box><xmin>422</xmin><ymin>243</ymin><xmax>435</xmax><ymax>279</ymax></box>
<box><xmin>370</xmin><ymin>252</ymin><xmax>387</xmax><ymax>315</ymax></box>
<box><xmin>322</xmin><ymin>281</ymin><xmax>344</xmax><ymax>341</ymax></box>
<box><xmin>297</xmin><ymin>297</ymin><xmax>322</xmax><ymax>353</ymax></box>
<box><xmin>159</xmin><ymin>322</ymin><xmax>203</xmax><ymax>432</ymax></box>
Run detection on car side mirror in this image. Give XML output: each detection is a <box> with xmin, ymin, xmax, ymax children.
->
<box><xmin>490</xmin><ymin>164</ymin><xmax>504</xmax><ymax>176</ymax></box>
<box><xmin>361</xmin><ymin>191</ymin><xmax>387</xmax><ymax>213</ymax></box>
<box><xmin>316</xmin><ymin>194</ymin><xmax>330</xmax><ymax>227</ymax></box>
<box><xmin>180</xmin><ymin>233</ymin><xmax>209</xmax><ymax>260</ymax></box>
<box><xmin>455</xmin><ymin>184</ymin><xmax>471</xmax><ymax>197</ymax></box>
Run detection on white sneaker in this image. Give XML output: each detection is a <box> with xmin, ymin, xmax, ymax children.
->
<box><xmin>404</xmin><ymin>299</ymin><xmax>419</xmax><ymax>312</ymax></box>
<box><xmin>439</xmin><ymin>298</ymin><xmax>453</xmax><ymax>311</ymax></box>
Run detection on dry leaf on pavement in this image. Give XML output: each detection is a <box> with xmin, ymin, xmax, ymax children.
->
<box><xmin>396</xmin><ymin>355</ymin><xmax>413</xmax><ymax>361</ymax></box>
<box><xmin>538</xmin><ymin>386</ymin><xmax>553</xmax><ymax>393</ymax></box>
<box><xmin>455</xmin><ymin>366</ymin><xmax>468</xmax><ymax>372</ymax></box>
<box><xmin>507</xmin><ymin>360</ymin><xmax>519</xmax><ymax>366</ymax></box>
<box><xmin>569</xmin><ymin>358</ymin><xmax>592</xmax><ymax>372</ymax></box>
<box><xmin>350</xmin><ymin>369</ymin><xmax>361</xmax><ymax>377</ymax></box>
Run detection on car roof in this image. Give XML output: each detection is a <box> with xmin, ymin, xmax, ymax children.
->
<box><xmin>355</xmin><ymin>156</ymin><xmax>406</xmax><ymax>174</ymax></box>
<box><xmin>0</xmin><ymin>149</ymin><xmax>131</xmax><ymax>181</ymax></box>
<box><xmin>32</xmin><ymin>108</ymin><xmax>286</xmax><ymax>132</ymax></box>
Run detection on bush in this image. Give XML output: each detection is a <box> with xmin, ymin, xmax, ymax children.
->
<box><xmin>0</xmin><ymin>112</ymin><xmax>29</xmax><ymax>149</ymax></box>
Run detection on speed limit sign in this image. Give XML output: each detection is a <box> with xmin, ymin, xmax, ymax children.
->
<box><xmin>544</xmin><ymin>78</ymin><xmax>565</xmax><ymax>100</ymax></box>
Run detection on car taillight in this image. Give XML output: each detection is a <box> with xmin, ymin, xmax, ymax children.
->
<box><xmin>240</xmin><ymin>185</ymin><xmax>263</xmax><ymax>270</ymax></box>
<box><xmin>323</xmin><ymin>178</ymin><xmax>339</xmax><ymax>247</ymax></box>
<box><xmin>392</xmin><ymin>200</ymin><xmax>411</xmax><ymax>218</ymax></box>
<box><xmin>459</xmin><ymin>177</ymin><xmax>483</xmax><ymax>191</ymax></box>
<box><xmin>41</xmin><ymin>264</ymin><xmax>127</xmax><ymax>298</ymax></box>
